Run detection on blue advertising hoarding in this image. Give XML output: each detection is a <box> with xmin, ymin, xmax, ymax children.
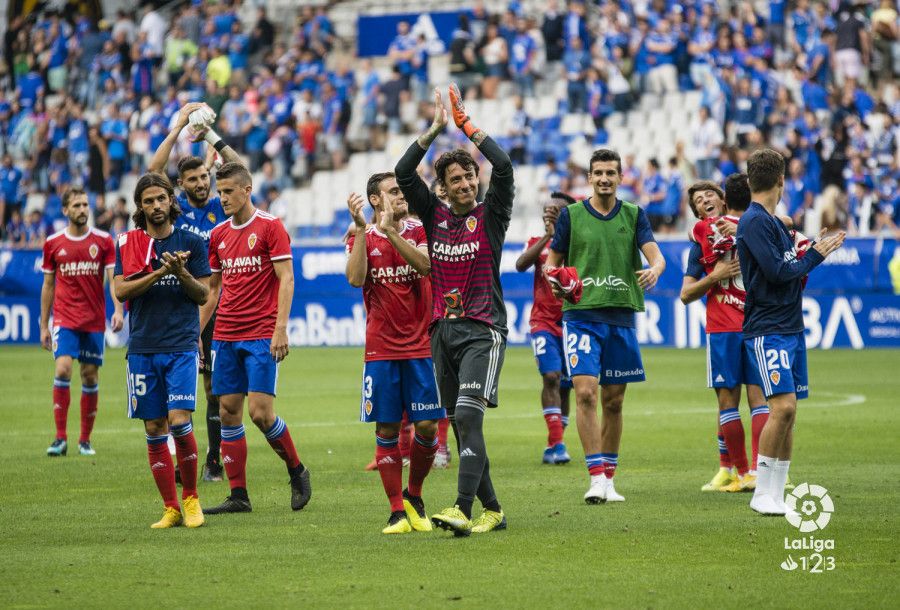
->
<box><xmin>2</xmin><ymin>240</ymin><xmax>897</xmax><ymax>348</ymax></box>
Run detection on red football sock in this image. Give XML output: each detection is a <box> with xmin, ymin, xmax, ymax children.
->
<box><xmin>398</xmin><ymin>413</ymin><xmax>413</xmax><ymax>458</ymax></box>
<box><xmin>265</xmin><ymin>417</ymin><xmax>301</xmax><ymax>469</ymax></box>
<box><xmin>718</xmin><ymin>428</ymin><xmax>731</xmax><ymax>468</ymax></box>
<box><xmin>173</xmin><ymin>430</ymin><xmax>199</xmax><ymax>499</ymax></box>
<box><xmin>407</xmin><ymin>433</ymin><xmax>437</xmax><ymax>497</ymax></box>
<box><xmin>543</xmin><ymin>407</ymin><xmax>564</xmax><ymax>447</ymax></box>
<box><xmin>437</xmin><ymin>417</ymin><xmax>449</xmax><ymax>452</ymax></box>
<box><xmin>750</xmin><ymin>406</ymin><xmax>769</xmax><ymax>469</ymax></box>
<box><xmin>376</xmin><ymin>434</ymin><xmax>403</xmax><ymax>512</ymax></box>
<box><xmin>719</xmin><ymin>408</ymin><xmax>748</xmax><ymax>475</ymax></box>
<box><xmin>79</xmin><ymin>385</ymin><xmax>98</xmax><ymax>443</ymax></box>
<box><xmin>147</xmin><ymin>441</ymin><xmax>179</xmax><ymax>509</ymax></box>
<box><xmin>221</xmin><ymin>436</ymin><xmax>248</xmax><ymax>491</ymax></box>
<box><xmin>52</xmin><ymin>380</ymin><xmax>70</xmax><ymax>440</ymax></box>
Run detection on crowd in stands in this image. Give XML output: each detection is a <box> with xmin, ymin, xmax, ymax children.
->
<box><xmin>1</xmin><ymin>0</ymin><xmax>898</xmax><ymax>246</ymax></box>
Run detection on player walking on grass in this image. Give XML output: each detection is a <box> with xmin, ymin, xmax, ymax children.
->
<box><xmin>149</xmin><ymin>102</ymin><xmax>243</xmax><ymax>482</ymax></box>
<box><xmin>515</xmin><ymin>192</ymin><xmax>575</xmax><ymax>465</ymax></box>
<box><xmin>395</xmin><ymin>85</ymin><xmax>514</xmax><ymax>536</ymax></box>
<box><xmin>345</xmin><ymin>173</ymin><xmax>446</xmax><ymax>534</ymax></box>
<box><xmin>546</xmin><ymin>149</ymin><xmax>666</xmax><ymax>504</ymax></box>
<box><xmin>736</xmin><ymin>149</ymin><xmax>845</xmax><ymax>516</ymax></box>
<box><xmin>682</xmin><ymin>176</ymin><xmax>768</xmax><ymax>493</ymax></box>
<box><xmin>114</xmin><ymin>173</ymin><xmax>209</xmax><ymax>528</ymax></box>
<box><xmin>41</xmin><ymin>187</ymin><xmax>124</xmax><ymax>457</ymax></box>
<box><xmin>200</xmin><ymin>162</ymin><xmax>311</xmax><ymax>515</ymax></box>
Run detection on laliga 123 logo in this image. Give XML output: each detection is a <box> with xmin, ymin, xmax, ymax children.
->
<box><xmin>785</xmin><ymin>483</ymin><xmax>834</xmax><ymax>532</ymax></box>
<box><xmin>780</xmin><ymin>483</ymin><xmax>837</xmax><ymax>573</ymax></box>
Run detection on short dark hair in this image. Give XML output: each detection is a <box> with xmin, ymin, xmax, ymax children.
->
<box><xmin>724</xmin><ymin>173</ymin><xmax>751</xmax><ymax>212</ymax></box>
<box><xmin>434</xmin><ymin>149</ymin><xmax>479</xmax><ymax>184</ymax></box>
<box><xmin>62</xmin><ymin>187</ymin><xmax>87</xmax><ymax>208</ymax></box>
<box><xmin>747</xmin><ymin>148</ymin><xmax>785</xmax><ymax>193</ymax></box>
<box><xmin>589</xmin><ymin>149</ymin><xmax>622</xmax><ymax>174</ymax></box>
<box><xmin>132</xmin><ymin>173</ymin><xmax>180</xmax><ymax>229</ymax></box>
<box><xmin>216</xmin><ymin>162</ymin><xmax>252</xmax><ymax>186</ymax></box>
<box><xmin>686</xmin><ymin>181</ymin><xmax>724</xmax><ymax>218</ymax></box>
<box><xmin>366</xmin><ymin>172</ymin><xmax>395</xmax><ymax>201</ymax></box>
<box><xmin>177</xmin><ymin>156</ymin><xmax>206</xmax><ymax>177</ymax></box>
<box><xmin>648</xmin><ymin>158</ymin><xmax>660</xmax><ymax>170</ymax></box>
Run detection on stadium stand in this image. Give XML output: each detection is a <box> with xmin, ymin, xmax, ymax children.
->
<box><xmin>0</xmin><ymin>0</ymin><xmax>897</xmax><ymax>246</ymax></box>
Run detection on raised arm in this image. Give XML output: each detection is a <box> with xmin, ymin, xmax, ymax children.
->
<box><xmin>379</xmin><ymin>197</ymin><xmax>430</xmax><ymax>277</ymax></box>
<box><xmin>742</xmin><ymin>220</ymin><xmax>840</xmax><ymax>284</ymax></box>
<box><xmin>448</xmin><ymin>83</ymin><xmax>514</xmax><ymax>213</ymax></box>
<box><xmin>345</xmin><ymin>192</ymin><xmax>368</xmax><ymax>288</ymax></box>
<box><xmin>395</xmin><ymin>88</ymin><xmax>447</xmax><ymax>220</ymax></box>
<box><xmin>148</xmin><ymin>102</ymin><xmax>207</xmax><ymax>174</ymax></box>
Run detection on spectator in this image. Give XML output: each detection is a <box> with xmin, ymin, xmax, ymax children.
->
<box><xmin>4</xmin><ymin>206</ymin><xmax>25</xmax><ymax>246</ymax></box>
<box><xmin>448</xmin><ymin>15</ymin><xmax>478</xmax><ymax>98</ymax></box>
<box><xmin>388</xmin><ymin>21</ymin><xmax>415</xmax><ymax>90</ymax></box>
<box><xmin>25</xmin><ymin>209</ymin><xmax>46</xmax><ymax>246</ymax></box>
<box><xmin>541</xmin><ymin>0</ymin><xmax>566</xmax><ymax>64</ymax></box>
<box><xmin>641</xmin><ymin>158</ymin><xmax>668</xmax><ymax>231</ymax></box>
<box><xmin>563</xmin><ymin>36</ymin><xmax>590</xmax><ymax>112</ymax></box>
<box><xmin>870</xmin><ymin>0</ymin><xmax>898</xmax><ymax>89</ymax></box>
<box><xmin>0</xmin><ymin>152</ymin><xmax>24</xmax><ymax>226</ymax></box>
<box><xmin>834</xmin><ymin>6</ymin><xmax>870</xmax><ymax>87</ymax></box>
<box><xmin>86</xmin><ymin>125</ymin><xmax>109</xmax><ymax>207</ymax></box>
<box><xmin>690</xmin><ymin>106</ymin><xmax>723</xmax><ymax>180</ymax></box>
<box><xmin>510</xmin><ymin>17</ymin><xmax>537</xmax><ymax>97</ymax></box>
<box><xmin>480</xmin><ymin>24</ymin><xmax>508</xmax><ymax>100</ymax></box>
<box><xmin>381</xmin><ymin>67</ymin><xmax>406</xmax><ymax>135</ymax></box>
<box><xmin>646</xmin><ymin>18</ymin><xmax>678</xmax><ymax>94</ymax></box>
<box><xmin>164</xmin><ymin>25</ymin><xmax>198</xmax><ymax>86</ymax></box>
<box><xmin>784</xmin><ymin>157</ymin><xmax>814</xmax><ymax>227</ymax></box>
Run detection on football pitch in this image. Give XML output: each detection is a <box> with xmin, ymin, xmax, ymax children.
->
<box><xmin>1</xmin><ymin>345</ymin><xmax>896</xmax><ymax>608</ymax></box>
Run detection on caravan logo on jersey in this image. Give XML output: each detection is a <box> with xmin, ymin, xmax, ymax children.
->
<box><xmin>89</xmin><ymin>244</ymin><xmax>98</xmax><ymax>259</ymax></box>
<box><xmin>248</xmin><ymin>233</ymin><xmax>258</xmax><ymax>250</ymax></box>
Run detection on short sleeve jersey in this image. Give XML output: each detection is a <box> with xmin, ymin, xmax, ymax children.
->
<box><xmin>175</xmin><ymin>193</ymin><xmax>228</xmax><ymax>242</ymax></box>
<box><xmin>114</xmin><ymin>228</ymin><xmax>210</xmax><ymax>353</ymax></box>
<box><xmin>346</xmin><ymin>220</ymin><xmax>432</xmax><ymax>361</ymax></box>
<box><xmin>523</xmin><ymin>236</ymin><xmax>563</xmax><ymax>336</ymax></box>
<box><xmin>690</xmin><ymin>216</ymin><xmax>745</xmax><ymax>333</ymax></box>
<box><xmin>42</xmin><ymin>228</ymin><xmax>115</xmax><ymax>332</ymax></box>
<box><xmin>208</xmin><ymin>209</ymin><xmax>292</xmax><ymax>341</ymax></box>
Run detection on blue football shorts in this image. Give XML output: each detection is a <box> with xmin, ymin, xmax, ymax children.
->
<box><xmin>211</xmin><ymin>339</ymin><xmax>278</xmax><ymax>396</ymax></box>
<box><xmin>562</xmin><ymin>319</ymin><xmax>645</xmax><ymax>384</ymax></box>
<box><xmin>531</xmin><ymin>330</ymin><xmax>573</xmax><ymax>389</ymax></box>
<box><xmin>126</xmin><ymin>351</ymin><xmax>198</xmax><ymax>420</ymax></box>
<box><xmin>707</xmin><ymin>331</ymin><xmax>762</xmax><ymax>389</ymax></box>
<box><xmin>744</xmin><ymin>333</ymin><xmax>809</xmax><ymax>399</ymax></box>
<box><xmin>53</xmin><ymin>326</ymin><xmax>104</xmax><ymax>365</ymax></box>
<box><xmin>360</xmin><ymin>358</ymin><xmax>445</xmax><ymax>423</ymax></box>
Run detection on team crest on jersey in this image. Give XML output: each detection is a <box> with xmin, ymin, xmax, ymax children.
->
<box><xmin>207</xmin><ymin>212</ymin><xmax>217</xmax><ymax>223</ymax></box>
<box><xmin>364</xmin><ymin>399</ymin><xmax>373</xmax><ymax>416</ymax></box>
<box><xmin>248</xmin><ymin>233</ymin><xmax>257</xmax><ymax>250</ymax></box>
<box><xmin>131</xmin><ymin>396</ymin><xmax>137</xmax><ymax>410</ymax></box>
<box><xmin>88</xmin><ymin>244</ymin><xmax>99</xmax><ymax>259</ymax></box>
<box><xmin>770</xmin><ymin>371</ymin><xmax>781</xmax><ymax>385</ymax></box>
<box><xmin>465</xmin><ymin>216</ymin><xmax>477</xmax><ymax>233</ymax></box>
<box><xmin>569</xmin><ymin>353</ymin><xmax>579</xmax><ymax>368</ymax></box>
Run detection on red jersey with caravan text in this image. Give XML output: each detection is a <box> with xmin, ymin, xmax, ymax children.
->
<box><xmin>524</xmin><ymin>236</ymin><xmax>563</xmax><ymax>336</ymax></box>
<box><xmin>347</xmin><ymin>220</ymin><xmax>432</xmax><ymax>361</ymax></box>
<box><xmin>692</xmin><ymin>216</ymin><xmax>745</xmax><ymax>333</ymax></box>
<box><xmin>41</xmin><ymin>228</ymin><xmax>115</xmax><ymax>332</ymax></box>
<box><xmin>208</xmin><ymin>210</ymin><xmax>292</xmax><ymax>341</ymax></box>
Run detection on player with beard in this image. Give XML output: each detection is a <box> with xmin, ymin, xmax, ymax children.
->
<box><xmin>114</xmin><ymin>173</ymin><xmax>210</xmax><ymax>528</ymax></box>
<box><xmin>149</xmin><ymin>102</ymin><xmax>243</xmax><ymax>482</ymax></box>
<box><xmin>41</xmin><ymin>188</ymin><xmax>124</xmax><ymax>456</ymax></box>
<box><xmin>395</xmin><ymin>85</ymin><xmax>514</xmax><ymax>536</ymax></box>
<box><xmin>346</xmin><ymin>172</ymin><xmax>445</xmax><ymax>534</ymax></box>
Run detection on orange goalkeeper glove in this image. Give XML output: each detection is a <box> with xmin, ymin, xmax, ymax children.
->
<box><xmin>449</xmin><ymin>83</ymin><xmax>479</xmax><ymax>140</ymax></box>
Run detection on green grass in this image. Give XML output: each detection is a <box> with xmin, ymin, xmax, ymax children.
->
<box><xmin>0</xmin><ymin>346</ymin><xmax>897</xmax><ymax>609</ymax></box>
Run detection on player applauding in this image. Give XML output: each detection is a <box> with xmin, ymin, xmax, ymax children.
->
<box><xmin>345</xmin><ymin>173</ymin><xmax>445</xmax><ymax>534</ymax></box>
